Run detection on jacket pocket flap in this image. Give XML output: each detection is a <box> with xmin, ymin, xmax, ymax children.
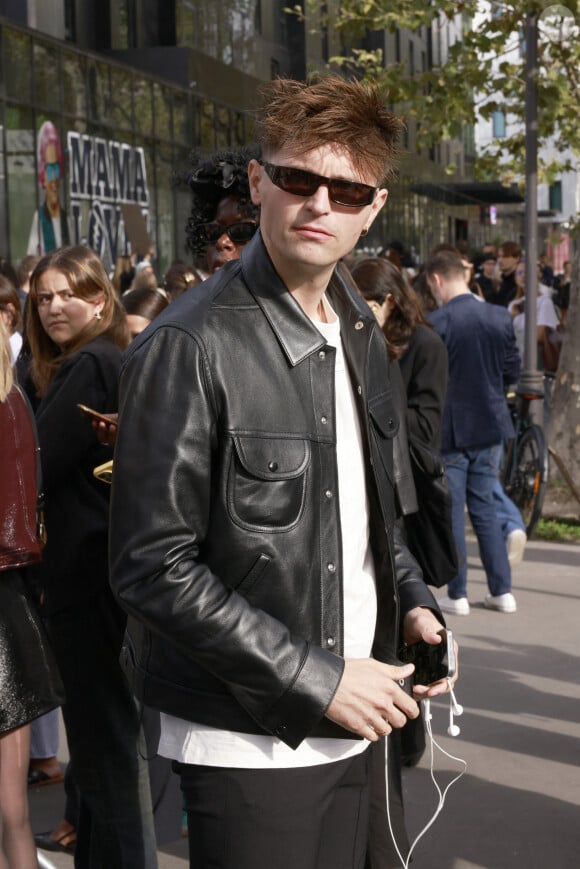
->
<box><xmin>369</xmin><ymin>394</ymin><xmax>399</xmax><ymax>439</ymax></box>
<box><xmin>233</xmin><ymin>436</ymin><xmax>310</xmax><ymax>481</ymax></box>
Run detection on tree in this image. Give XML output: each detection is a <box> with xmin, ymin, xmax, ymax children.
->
<box><xmin>302</xmin><ymin>0</ymin><xmax>580</xmax><ymax>183</ymax></box>
<box><xmin>289</xmin><ymin>0</ymin><xmax>580</xmax><ymax>506</ymax></box>
<box><xmin>548</xmin><ymin>229</ymin><xmax>580</xmax><ymax>509</ymax></box>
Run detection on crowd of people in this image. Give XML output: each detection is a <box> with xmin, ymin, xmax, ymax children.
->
<box><xmin>0</xmin><ymin>74</ymin><xmax>574</xmax><ymax>869</ymax></box>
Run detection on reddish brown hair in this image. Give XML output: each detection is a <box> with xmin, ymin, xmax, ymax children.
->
<box><xmin>255</xmin><ymin>76</ymin><xmax>404</xmax><ymax>184</ymax></box>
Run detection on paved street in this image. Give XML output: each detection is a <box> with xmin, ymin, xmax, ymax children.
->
<box><xmin>30</xmin><ymin>537</ymin><xmax>580</xmax><ymax>869</ymax></box>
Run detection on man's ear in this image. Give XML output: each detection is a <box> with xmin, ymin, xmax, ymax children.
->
<box><xmin>366</xmin><ymin>188</ymin><xmax>388</xmax><ymax>230</ymax></box>
<box><xmin>247</xmin><ymin>159</ymin><xmax>262</xmax><ymax>206</ymax></box>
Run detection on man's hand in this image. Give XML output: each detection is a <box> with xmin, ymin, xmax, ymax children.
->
<box><xmin>325</xmin><ymin>659</ymin><xmax>418</xmax><ymax>742</ymax></box>
<box><xmin>402</xmin><ymin>606</ymin><xmax>459</xmax><ymax>699</ymax></box>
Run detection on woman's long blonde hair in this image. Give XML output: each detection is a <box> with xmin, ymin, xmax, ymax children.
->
<box><xmin>27</xmin><ymin>245</ymin><xmax>130</xmax><ymax>396</ymax></box>
<box><xmin>0</xmin><ymin>320</ymin><xmax>14</xmax><ymax>402</ymax></box>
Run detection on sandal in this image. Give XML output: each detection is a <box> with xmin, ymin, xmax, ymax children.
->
<box><xmin>27</xmin><ymin>767</ymin><xmax>64</xmax><ymax>787</ymax></box>
<box><xmin>34</xmin><ymin>830</ymin><xmax>77</xmax><ymax>855</ymax></box>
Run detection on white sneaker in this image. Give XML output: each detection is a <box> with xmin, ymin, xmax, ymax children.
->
<box><xmin>484</xmin><ymin>593</ymin><xmax>517</xmax><ymax>613</ymax></box>
<box><xmin>507</xmin><ymin>529</ymin><xmax>527</xmax><ymax>568</ymax></box>
<box><xmin>437</xmin><ymin>595</ymin><xmax>470</xmax><ymax>616</ymax></box>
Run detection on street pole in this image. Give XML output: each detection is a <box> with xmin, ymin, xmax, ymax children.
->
<box><xmin>521</xmin><ymin>11</ymin><xmax>544</xmax><ymax>414</ymax></box>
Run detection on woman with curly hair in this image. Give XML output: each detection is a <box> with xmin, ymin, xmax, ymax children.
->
<box><xmin>179</xmin><ymin>144</ymin><xmax>261</xmax><ymax>275</ymax></box>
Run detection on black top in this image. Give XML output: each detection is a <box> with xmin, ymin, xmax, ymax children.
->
<box><xmin>30</xmin><ymin>336</ymin><xmax>121</xmax><ymax>615</ymax></box>
<box><xmin>398</xmin><ymin>323</ymin><xmax>448</xmax><ymax>450</ymax></box>
<box><xmin>492</xmin><ymin>271</ymin><xmax>518</xmax><ymax>307</ymax></box>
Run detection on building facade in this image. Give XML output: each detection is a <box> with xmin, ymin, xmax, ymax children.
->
<box><xmin>0</xmin><ymin>1</ymin><xmax>494</xmax><ymax>274</ymax></box>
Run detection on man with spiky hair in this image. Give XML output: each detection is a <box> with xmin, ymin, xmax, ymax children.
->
<box><xmin>111</xmin><ymin>77</ymin><xmax>449</xmax><ymax>869</ymax></box>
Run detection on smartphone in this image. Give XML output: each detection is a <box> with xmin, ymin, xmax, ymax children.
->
<box><xmin>399</xmin><ymin>629</ymin><xmax>455</xmax><ymax>685</ymax></box>
<box><xmin>77</xmin><ymin>403</ymin><xmax>115</xmax><ymax>426</ymax></box>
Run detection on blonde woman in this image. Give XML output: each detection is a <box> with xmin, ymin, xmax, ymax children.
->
<box><xmin>0</xmin><ymin>321</ymin><xmax>64</xmax><ymax>869</ymax></box>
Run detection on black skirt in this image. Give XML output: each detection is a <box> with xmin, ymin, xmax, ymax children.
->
<box><xmin>0</xmin><ymin>569</ymin><xmax>65</xmax><ymax>734</ymax></box>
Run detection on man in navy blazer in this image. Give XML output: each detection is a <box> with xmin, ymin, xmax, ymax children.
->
<box><xmin>426</xmin><ymin>248</ymin><xmax>521</xmax><ymax>615</ymax></box>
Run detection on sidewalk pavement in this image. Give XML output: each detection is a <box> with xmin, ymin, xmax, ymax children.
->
<box><xmin>29</xmin><ymin>537</ymin><xmax>580</xmax><ymax>869</ymax></box>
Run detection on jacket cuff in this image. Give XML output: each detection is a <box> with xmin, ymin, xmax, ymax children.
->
<box><xmin>260</xmin><ymin>643</ymin><xmax>345</xmax><ymax>750</ymax></box>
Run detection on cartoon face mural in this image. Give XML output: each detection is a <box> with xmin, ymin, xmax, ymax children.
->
<box><xmin>27</xmin><ymin>121</ymin><xmax>70</xmax><ymax>256</ymax></box>
<box><xmin>27</xmin><ymin>124</ymin><xmax>151</xmax><ymax>270</ymax></box>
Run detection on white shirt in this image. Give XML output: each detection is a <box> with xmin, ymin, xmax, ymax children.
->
<box><xmin>158</xmin><ymin>295</ymin><xmax>376</xmax><ymax>769</ymax></box>
<box><xmin>512</xmin><ymin>288</ymin><xmax>559</xmax><ymax>359</ymax></box>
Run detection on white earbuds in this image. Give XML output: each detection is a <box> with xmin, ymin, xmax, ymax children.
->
<box><xmin>447</xmin><ymin>680</ymin><xmax>463</xmax><ymax>737</ymax></box>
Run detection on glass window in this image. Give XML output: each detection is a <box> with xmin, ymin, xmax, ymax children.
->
<box><xmin>34</xmin><ymin>42</ymin><xmax>61</xmax><ymax>112</ymax></box>
<box><xmin>62</xmin><ymin>50</ymin><xmax>87</xmax><ymax>117</ymax></box>
<box><xmin>5</xmin><ymin>106</ymin><xmax>41</xmax><ymax>259</ymax></box>
<box><xmin>549</xmin><ymin>181</ymin><xmax>562</xmax><ymax>212</ymax></box>
<box><xmin>153</xmin><ymin>83</ymin><xmax>172</xmax><ymax>141</ymax></box>
<box><xmin>172</xmin><ymin>91</ymin><xmax>190</xmax><ymax>147</ymax></box>
<box><xmin>110</xmin><ymin>66</ymin><xmax>133</xmax><ymax>131</ymax></box>
<box><xmin>4</xmin><ymin>28</ymin><xmax>32</xmax><ymax>103</ymax></box>
<box><xmin>199</xmin><ymin>100</ymin><xmax>216</xmax><ymax>150</ymax></box>
<box><xmin>87</xmin><ymin>60</ymin><xmax>111</xmax><ymax>125</ymax></box>
<box><xmin>134</xmin><ymin>78</ymin><xmax>154</xmax><ymax>137</ymax></box>
<box><xmin>232</xmin><ymin>111</ymin><xmax>247</xmax><ymax>147</ymax></box>
<box><xmin>154</xmin><ymin>143</ymin><xmax>175</xmax><ymax>278</ymax></box>
<box><xmin>215</xmin><ymin>106</ymin><xmax>231</xmax><ymax>149</ymax></box>
<box><xmin>492</xmin><ymin>111</ymin><xmax>506</xmax><ymax>138</ymax></box>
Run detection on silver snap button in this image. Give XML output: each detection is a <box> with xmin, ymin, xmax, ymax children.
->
<box><xmin>268</xmin><ymin>461</ymin><xmax>278</xmax><ymax>471</ymax></box>
<box><xmin>327</xmin><ymin>562</ymin><xmax>336</xmax><ymax>573</ymax></box>
<box><xmin>321</xmin><ymin>416</ymin><xmax>327</xmax><ymax>425</ymax></box>
<box><xmin>357</xmin><ymin>385</ymin><xmax>362</xmax><ymax>395</ymax></box>
<box><xmin>327</xmin><ymin>636</ymin><xmax>336</xmax><ymax>648</ymax></box>
<box><xmin>325</xmin><ymin>490</ymin><xmax>333</xmax><ymax>499</ymax></box>
<box><xmin>318</xmin><ymin>350</ymin><xmax>326</xmax><ymax>360</ymax></box>
<box><xmin>354</xmin><ymin>321</ymin><xmax>364</xmax><ymax>330</ymax></box>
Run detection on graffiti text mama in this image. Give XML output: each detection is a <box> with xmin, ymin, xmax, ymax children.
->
<box><xmin>67</xmin><ymin>132</ymin><xmax>148</xmax><ymax>205</ymax></box>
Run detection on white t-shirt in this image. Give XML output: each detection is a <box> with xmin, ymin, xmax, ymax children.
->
<box><xmin>158</xmin><ymin>295</ymin><xmax>376</xmax><ymax>769</ymax></box>
<box><xmin>512</xmin><ymin>289</ymin><xmax>559</xmax><ymax>360</ymax></box>
<box><xmin>9</xmin><ymin>331</ymin><xmax>23</xmax><ymax>365</ymax></box>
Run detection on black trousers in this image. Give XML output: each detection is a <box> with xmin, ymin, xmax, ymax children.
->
<box><xmin>176</xmin><ymin>747</ymin><xmax>372</xmax><ymax>869</ymax></box>
<box><xmin>48</xmin><ymin>587</ymin><xmax>158</xmax><ymax>869</ymax></box>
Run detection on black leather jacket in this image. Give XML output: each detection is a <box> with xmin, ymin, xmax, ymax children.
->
<box><xmin>110</xmin><ymin>233</ymin><xmax>439</xmax><ymax>750</ymax></box>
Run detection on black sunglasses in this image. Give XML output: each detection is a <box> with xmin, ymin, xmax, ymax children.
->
<box><xmin>200</xmin><ymin>220</ymin><xmax>258</xmax><ymax>245</ymax></box>
<box><xmin>261</xmin><ymin>162</ymin><xmax>378</xmax><ymax>208</ymax></box>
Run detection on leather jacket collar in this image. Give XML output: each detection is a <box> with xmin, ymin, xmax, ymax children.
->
<box><xmin>240</xmin><ymin>231</ymin><xmax>376</xmax><ymax>368</ymax></box>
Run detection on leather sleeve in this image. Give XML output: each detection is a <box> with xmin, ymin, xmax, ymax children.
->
<box><xmin>109</xmin><ymin>324</ymin><xmax>344</xmax><ymax>750</ymax></box>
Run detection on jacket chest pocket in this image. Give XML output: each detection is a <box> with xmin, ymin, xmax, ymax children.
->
<box><xmin>227</xmin><ymin>435</ymin><xmax>310</xmax><ymax>532</ymax></box>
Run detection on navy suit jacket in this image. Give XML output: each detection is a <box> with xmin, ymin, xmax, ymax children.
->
<box><xmin>429</xmin><ymin>294</ymin><xmax>520</xmax><ymax>451</ymax></box>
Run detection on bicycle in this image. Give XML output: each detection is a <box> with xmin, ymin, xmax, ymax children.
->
<box><xmin>501</xmin><ymin>383</ymin><xmax>549</xmax><ymax>537</ymax></box>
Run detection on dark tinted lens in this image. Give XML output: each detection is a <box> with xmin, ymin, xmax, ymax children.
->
<box><xmin>264</xmin><ymin>163</ymin><xmax>376</xmax><ymax>207</ymax></box>
<box><xmin>227</xmin><ymin>221</ymin><xmax>258</xmax><ymax>243</ymax></box>
<box><xmin>202</xmin><ymin>221</ymin><xmax>257</xmax><ymax>244</ymax></box>
<box><xmin>328</xmin><ymin>179</ymin><xmax>376</xmax><ymax>207</ymax></box>
<box><xmin>276</xmin><ymin>166</ymin><xmax>319</xmax><ymax>196</ymax></box>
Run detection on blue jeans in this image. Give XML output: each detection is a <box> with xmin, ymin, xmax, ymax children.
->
<box><xmin>492</xmin><ymin>478</ymin><xmax>525</xmax><ymax>538</ymax></box>
<box><xmin>444</xmin><ymin>444</ymin><xmax>512</xmax><ymax>600</ymax></box>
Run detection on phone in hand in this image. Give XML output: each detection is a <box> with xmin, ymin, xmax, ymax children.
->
<box><xmin>77</xmin><ymin>403</ymin><xmax>116</xmax><ymax>426</ymax></box>
<box><xmin>399</xmin><ymin>629</ymin><xmax>455</xmax><ymax>685</ymax></box>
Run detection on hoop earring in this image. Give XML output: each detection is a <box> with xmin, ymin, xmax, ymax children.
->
<box><xmin>360</xmin><ymin>228</ymin><xmax>368</xmax><ymax>238</ymax></box>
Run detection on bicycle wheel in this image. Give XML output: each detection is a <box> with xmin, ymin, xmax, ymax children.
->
<box><xmin>508</xmin><ymin>424</ymin><xmax>547</xmax><ymax>536</ymax></box>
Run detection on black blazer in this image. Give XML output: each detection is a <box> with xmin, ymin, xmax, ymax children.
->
<box><xmin>429</xmin><ymin>294</ymin><xmax>520</xmax><ymax>451</ymax></box>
